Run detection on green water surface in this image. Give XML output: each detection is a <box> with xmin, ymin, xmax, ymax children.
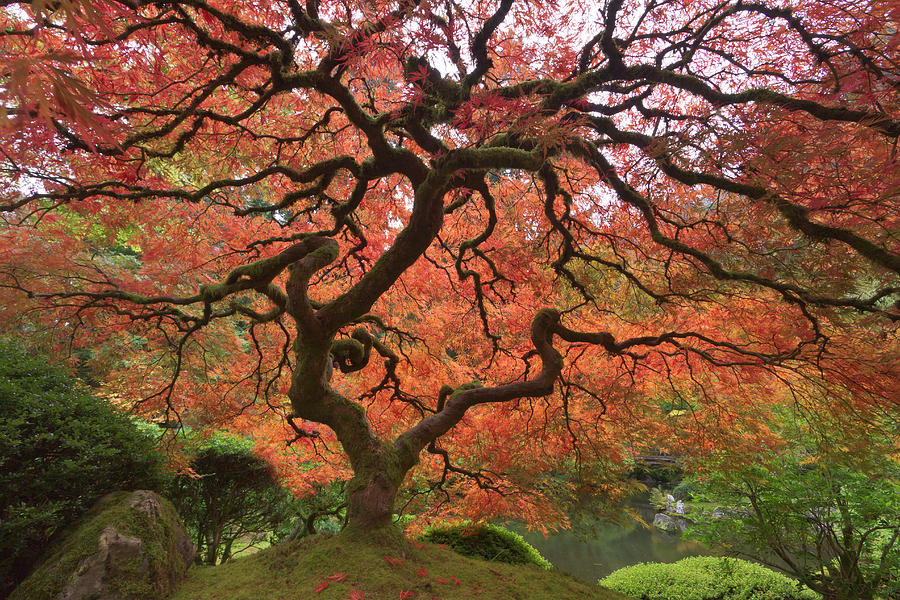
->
<box><xmin>514</xmin><ymin>501</ymin><xmax>710</xmax><ymax>583</ymax></box>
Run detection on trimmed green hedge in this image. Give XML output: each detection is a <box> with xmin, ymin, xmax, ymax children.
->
<box><xmin>419</xmin><ymin>522</ymin><xmax>552</xmax><ymax>569</ymax></box>
<box><xmin>599</xmin><ymin>556</ymin><xmax>819</xmax><ymax>600</ymax></box>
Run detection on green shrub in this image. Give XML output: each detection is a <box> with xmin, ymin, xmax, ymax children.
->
<box><xmin>686</xmin><ymin>432</ymin><xmax>899</xmax><ymax>600</ymax></box>
<box><xmin>671</xmin><ymin>479</ymin><xmax>696</xmax><ymax>501</ymax></box>
<box><xmin>648</xmin><ymin>486</ymin><xmax>669</xmax><ymax>511</ymax></box>
<box><xmin>599</xmin><ymin>556</ymin><xmax>819</xmax><ymax>600</ymax></box>
<box><xmin>419</xmin><ymin>522</ymin><xmax>552</xmax><ymax>569</ymax></box>
<box><xmin>0</xmin><ymin>339</ymin><xmax>164</xmax><ymax>598</ymax></box>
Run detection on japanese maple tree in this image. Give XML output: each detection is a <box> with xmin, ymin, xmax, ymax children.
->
<box><xmin>1</xmin><ymin>0</ymin><xmax>897</xmax><ymax>531</ymax></box>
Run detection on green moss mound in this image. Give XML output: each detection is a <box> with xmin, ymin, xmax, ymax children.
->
<box><xmin>418</xmin><ymin>521</ymin><xmax>553</xmax><ymax>569</ymax></box>
<box><xmin>11</xmin><ymin>491</ymin><xmax>192</xmax><ymax>600</ymax></box>
<box><xmin>170</xmin><ymin>528</ymin><xmax>628</xmax><ymax>600</ymax></box>
<box><xmin>600</xmin><ymin>556</ymin><xmax>819</xmax><ymax>600</ymax></box>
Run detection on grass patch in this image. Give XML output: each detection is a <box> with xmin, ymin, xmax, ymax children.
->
<box><xmin>170</xmin><ymin>527</ymin><xmax>631</xmax><ymax>600</ymax></box>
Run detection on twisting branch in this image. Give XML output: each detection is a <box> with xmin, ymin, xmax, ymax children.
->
<box><xmin>396</xmin><ymin>308</ymin><xmax>564</xmax><ymax>458</ymax></box>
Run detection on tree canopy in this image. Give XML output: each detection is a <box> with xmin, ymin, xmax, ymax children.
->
<box><xmin>1</xmin><ymin>0</ymin><xmax>897</xmax><ymax>529</ymax></box>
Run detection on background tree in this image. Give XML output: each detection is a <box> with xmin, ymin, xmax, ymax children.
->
<box><xmin>686</xmin><ymin>416</ymin><xmax>900</xmax><ymax>600</ymax></box>
<box><xmin>167</xmin><ymin>433</ymin><xmax>296</xmax><ymax>565</ymax></box>
<box><xmin>277</xmin><ymin>480</ymin><xmax>347</xmax><ymax>540</ymax></box>
<box><xmin>0</xmin><ymin>0</ymin><xmax>897</xmax><ymax>532</ymax></box>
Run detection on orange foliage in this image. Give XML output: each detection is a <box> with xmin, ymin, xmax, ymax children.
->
<box><xmin>0</xmin><ymin>0</ymin><xmax>897</xmax><ymax>529</ymax></box>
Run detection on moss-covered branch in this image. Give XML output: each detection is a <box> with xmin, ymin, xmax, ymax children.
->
<box><xmin>395</xmin><ymin>309</ymin><xmax>564</xmax><ymax>461</ymax></box>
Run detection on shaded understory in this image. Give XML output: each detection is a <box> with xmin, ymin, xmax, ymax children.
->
<box><xmin>169</xmin><ymin>528</ymin><xmax>630</xmax><ymax>600</ymax></box>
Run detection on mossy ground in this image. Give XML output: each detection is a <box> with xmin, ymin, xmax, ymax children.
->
<box><xmin>170</xmin><ymin>528</ymin><xmax>631</xmax><ymax>600</ymax></box>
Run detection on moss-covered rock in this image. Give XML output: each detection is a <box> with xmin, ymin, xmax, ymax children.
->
<box><xmin>11</xmin><ymin>490</ymin><xmax>194</xmax><ymax>600</ymax></box>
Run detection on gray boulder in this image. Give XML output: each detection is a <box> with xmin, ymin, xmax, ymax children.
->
<box><xmin>652</xmin><ymin>512</ymin><xmax>690</xmax><ymax>534</ymax></box>
<box><xmin>11</xmin><ymin>490</ymin><xmax>194</xmax><ymax>600</ymax></box>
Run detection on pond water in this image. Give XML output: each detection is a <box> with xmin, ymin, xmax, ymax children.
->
<box><xmin>511</xmin><ymin>500</ymin><xmax>711</xmax><ymax>583</ymax></box>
